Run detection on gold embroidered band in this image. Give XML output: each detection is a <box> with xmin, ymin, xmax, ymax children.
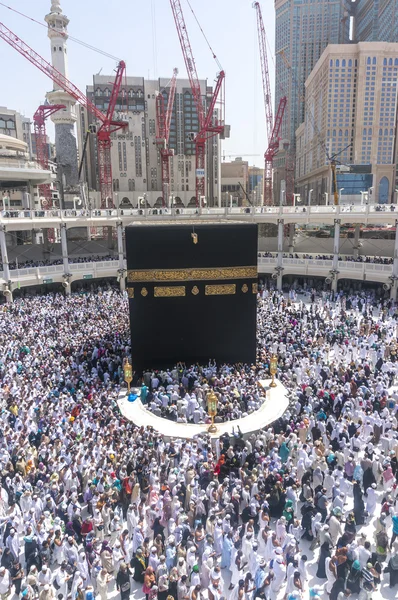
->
<box><xmin>127</xmin><ymin>266</ymin><xmax>257</xmax><ymax>283</ymax></box>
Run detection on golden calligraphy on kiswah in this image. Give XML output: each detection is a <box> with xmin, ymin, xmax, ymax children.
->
<box><xmin>127</xmin><ymin>266</ymin><xmax>257</xmax><ymax>283</ymax></box>
<box><xmin>154</xmin><ymin>286</ymin><xmax>186</xmax><ymax>298</ymax></box>
<box><xmin>205</xmin><ymin>284</ymin><xmax>236</xmax><ymax>296</ymax></box>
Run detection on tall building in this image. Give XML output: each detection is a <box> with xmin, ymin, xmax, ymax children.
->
<box><xmin>248</xmin><ymin>166</ymin><xmax>264</xmax><ymax>199</ymax></box>
<box><xmin>45</xmin><ymin>0</ymin><xmax>78</xmax><ymax>190</ymax></box>
<box><xmin>355</xmin><ymin>0</ymin><xmax>398</xmax><ymax>42</ymax></box>
<box><xmin>221</xmin><ymin>159</ymin><xmax>249</xmax><ymax>206</ymax></box>
<box><xmin>275</xmin><ymin>0</ymin><xmax>351</xmax><ymax>150</ymax></box>
<box><xmin>80</xmin><ymin>75</ymin><xmax>222</xmax><ymax>207</ymax></box>
<box><xmin>296</xmin><ymin>42</ymin><xmax>398</xmax><ymax>204</ymax></box>
<box><xmin>0</xmin><ymin>107</ymin><xmax>33</xmax><ymax>158</ymax></box>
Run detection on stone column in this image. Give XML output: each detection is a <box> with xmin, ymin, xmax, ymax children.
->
<box><xmin>277</xmin><ymin>219</ymin><xmax>284</xmax><ymax>292</ymax></box>
<box><xmin>117</xmin><ymin>222</ymin><xmax>126</xmax><ymax>292</ymax></box>
<box><xmin>60</xmin><ymin>223</ymin><xmax>71</xmax><ymax>295</ymax></box>
<box><xmin>0</xmin><ymin>225</ymin><xmax>12</xmax><ymax>302</ymax></box>
<box><xmin>288</xmin><ymin>223</ymin><xmax>295</xmax><ymax>254</ymax></box>
<box><xmin>332</xmin><ymin>219</ymin><xmax>341</xmax><ymax>293</ymax></box>
<box><xmin>391</xmin><ymin>220</ymin><xmax>398</xmax><ymax>301</ymax></box>
<box><xmin>353</xmin><ymin>224</ymin><xmax>360</xmax><ymax>258</ymax></box>
<box><xmin>107</xmin><ymin>226</ymin><xmax>114</xmax><ymax>250</ymax></box>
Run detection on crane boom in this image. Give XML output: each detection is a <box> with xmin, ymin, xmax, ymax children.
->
<box><xmin>268</xmin><ymin>96</ymin><xmax>287</xmax><ymax>151</ymax></box>
<box><xmin>254</xmin><ymin>2</ymin><xmax>273</xmax><ymax>144</ymax></box>
<box><xmin>0</xmin><ymin>21</ymin><xmax>105</xmax><ymax>124</ymax></box>
<box><xmin>165</xmin><ymin>68</ymin><xmax>178</xmax><ymax>139</ymax></box>
<box><xmin>0</xmin><ymin>20</ymin><xmax>127</xmax><ymax>206</ymax></box>
<box><xmin>170</xmin><ymin>0</ymin><xmax>225</xmax><ymax>205</ymax></box>
<box><xmin>264</xmin><ymin>97</ymin><xmax>287</xmax><ymax>205</ymax></box>
<box><xmin>169</xmin><ymin>0</ymin><xmax>205</xmax><ymax>129</ymax></box>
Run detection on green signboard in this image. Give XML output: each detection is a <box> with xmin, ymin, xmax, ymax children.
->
<box><xmin>43</xmin><ymin>279</ymin><xmax>53</xmax><ymax>284</ymax></box>
<box><xmin>83</xmin><ymin>274</ymin><xmax>93</xmax><ymax>280</ymax></box>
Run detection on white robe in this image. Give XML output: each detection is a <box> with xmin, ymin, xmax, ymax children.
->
<box><xmin>365</xmin><ymin>487</ymin><xmax>377</xmax><ymax>514</ymax></box>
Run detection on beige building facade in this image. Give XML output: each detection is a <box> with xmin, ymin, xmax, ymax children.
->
<box><xmin>221</xmin><ymin>159</ymin><xmax>249</xmax><ymax>206</ymax></box>
<box><xmin>296</xmin><ymin>42</ymin><xmax>398</xmax><ymax>204</ymax></box>
<box><xmin>80</xmin><ymin>75</ymin><xmax>222</xmax><ymax>208</ymax></box>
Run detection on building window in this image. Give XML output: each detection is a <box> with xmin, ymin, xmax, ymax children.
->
<box><xmin>123</xmin><ymin>142</ymin><xmax>127</xmax><ymax>171</ymax></box>
<box><xmin>118</xmin><ymin>142</ymin><xmax>122</xmax><ymax>171</ymax></box>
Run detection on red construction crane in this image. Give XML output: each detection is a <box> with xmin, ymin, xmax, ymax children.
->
<box><xmin>254</xmin><ymin>2</ymin><xmax>287</xmax><ymax>205</ymax></box>
<box><xmin>33</xmin><ymin>104</ymin><xmax>65</xmax><ymax>207</ymax></box>
<box><xmin>170</xmin><ymin>0</ymin><xmax>225</xmax><ymax>206</ymax></box>
<box><xmin>264</xmin><ymin>97</ymin><xmax>287</xmax><ymax>205</ymax></box>
<box><xmin>156</xmin><ymin>68</ymin><xmax>178</xmax><ymax>206</ymax></box>
<box><xmin>0</xmin><ymin>21</ymin><xmax>127</xmax><ymax>207</ymax></box>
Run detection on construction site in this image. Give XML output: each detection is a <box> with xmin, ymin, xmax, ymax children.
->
<box><xmin>0</xmin><ymin>0</ymin><xmax>291</xmax><ymax>217</ymax></box>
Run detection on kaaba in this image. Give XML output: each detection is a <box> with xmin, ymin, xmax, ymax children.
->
<box><xmin>126</xmin><ymin>223</ymin><xmax>258</xmax><ymax>372</ymax></box>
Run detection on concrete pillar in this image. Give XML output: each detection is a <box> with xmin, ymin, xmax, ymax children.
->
<box><xmin>107</xmin><ymin>226</ymin><xmax>114</xmax><ymax>250</ymax></box>
<box><xmin>60</xmin><ymin>223</ymin><xmax>71</xmax><ymax>295</ymax></box>
<box><xmin>0</xmin><ymin>225</ymin><xmax>12</xmax><ymax>302</ymax></box>
<box><xmin>288</xmin><ymin>223</ymin><xmax>295</xmax><ymax>254</ymax></box>
<box><xmin>353</xmin><ymin>224</ymin><xmax>360</xmax><ymax>258</ymax></box>
<box><xmin>117</xmin><ymin>222</ymin><xmax>126</xmax><ymax>292</ymax></box>
<box><xmin>390</xmin><ymin>220</ymin><xmax>398</xmax><ymax>301</ymax></box>
<box><xmin>332</xmin><ymin>218</ymin><xmax>341</xmax><ymax>293</ymax></box>
<box><xmin>43</xmin><ymin>229</ymin><xmax>50</xmax><ymax>257</ymax></box>
<box><xmin>277</xmin><ymin>218</ymin><xmax>284</xmax><ymax>291</ymax></box>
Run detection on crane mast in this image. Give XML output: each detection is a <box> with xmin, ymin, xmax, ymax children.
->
<box><xmin>254</xmin><ymin>2</ymin><xmax>273</xmax><ymax>144</ymax></box>
<box><xmin>33</xmin><ymin>104</ymin><xmax>65</xmax><ymax>207</ymax></box>
<box><xmin>0</xmin><ymin>21</ymin><xmax>127</xmax><ymax>207</ymax></box>
<box><xmin>253</xmin><ymin>2</ymin><xmax>287</xmax><ymax>205</ymax></box>
<box><xmin>170</xmin><ymin>0</ymin><xmax>225</xmax><ymax>206</ymax></box>
<box><xmin>156</xmin><ymin>68</ymin><xmax>178</xmax><ymax>206</ymax></box>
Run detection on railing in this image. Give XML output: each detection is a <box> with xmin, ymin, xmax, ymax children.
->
<box><xmin>0</xmin><ymin>160</ymin><xmax>44</xmax><ymax>170</ymax></box>
<box><xmin>1</xmin><ymin>203</ymin><xmax>398</xmax><ymax>221</ymax></box>
<box><xmin>258</xmin><ymin>251</ymin><xmax>394</xmax><ymax>264</ymax></box>
<box><xmin>0</xmin><ymin>256</ymin><xmax>394</xmax><ymax>286</ymax></box>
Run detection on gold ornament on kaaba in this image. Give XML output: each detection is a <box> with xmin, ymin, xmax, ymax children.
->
<box><xmin>192</xmin><ymin>286</ymin><xmax>199</xmax><ymax>295</ymax></box>
<box><xmin>123</xmin><ymin>358</ymin><xmax>133</xmax><ymax>393</ymax></box>
<box><xmin>269</xmin><ymin>354</ymin><xmax>278</xmax><ymax>388</ymax></box>
<box><xmin>141</xmin><ymin>287</ymin><xmax>148</xmax><ymax>297</ymax></box>
<box><xmin>207</xmin><ymin>390</ymin><xmax>218</xmax><ymax>433</ymax></box>
<box><xmin>154</xmin><ymin>286</ymin><xmax>186</xmax><ymax>297</ymax></box>
<box><xmin>242</xmin><ymin>284</ymin><xmax>248</xmax><ymax>293</ymax></box>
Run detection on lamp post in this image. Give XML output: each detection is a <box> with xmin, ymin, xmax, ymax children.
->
<box><xmin>339</xmin><ymin>188</ymin><xmax>344</xmax><ymax>204</ymax></box>
<box><xmin>324</xmin><ymin>192</ymin><xmax>329</xmax><ymax>206</ymax></box>
<box><xmin>269</xmin><ymin>354</ymin><xmax>278</xmax><ymax>388</ymax></box>
<box><xmin>368</xmin><ymin>186</ymin><xmax>374</xmax><ymax>204</ymax></box>
<box><xmin>308</xmin><ymin>189</ymin><xmax>313</xmax><ymax>206</ymax></box>
<box><xmin>293</xmin><ymin>193</ymin><xmax>301</xmax><ymax>207</ymax></box>
<box><xmin>123</xmin><ymin>358</ymin><xmax>133</xmax><ymax>393</ymax></box>
<box><xmin>207</xmin><ymin>390</ymin><xmax>218</xmax><ymax>433</ymax></box>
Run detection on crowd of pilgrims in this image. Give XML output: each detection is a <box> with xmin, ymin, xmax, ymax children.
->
<box><xmin>0</xmin><ymin>285</ymin><xmax>398</xmax><ymax>600</ymax></box>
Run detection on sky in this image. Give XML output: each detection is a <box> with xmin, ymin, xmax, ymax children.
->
<box><xmin>0</xmin><ymin>0</ymin><xmax>276</xmax><ymax>168</ymax></box>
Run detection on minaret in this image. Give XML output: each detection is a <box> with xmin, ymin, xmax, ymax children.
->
<box><xmin>45</xmin><ymin>0</ymin><xmax>79</xmax><ymax>190</ymax></box>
